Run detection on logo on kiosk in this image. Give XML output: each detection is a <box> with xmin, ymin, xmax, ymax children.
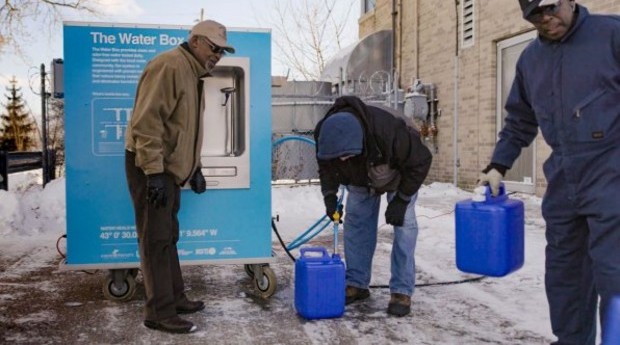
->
<box><xmin>219</xmin><ymin>247</ymin><xmax>237</xmax><ymax>256</ymax></box>
<box><xmin>101</xmin><ymin>249</ymin><xmax>134</xmax><ymax>259</ymax></box>
<box><xmin>195</xmin><ymin>247</ymin><xmax>217</xmax><ymax>256</ymax></box>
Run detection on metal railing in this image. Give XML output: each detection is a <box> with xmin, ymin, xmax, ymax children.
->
<box><xmin>0</xmin><ymin>150</ymin><xmax>55</xmax><ymax>191</ymax></box>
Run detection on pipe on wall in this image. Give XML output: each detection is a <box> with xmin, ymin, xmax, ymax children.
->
<box><xmin>391</xmin><ymin>0</ymin><xmax>398</xmax><ymax>109</ymax></box>
<box><xmin>415</xmin><ymin>0</ymin><xmax>419</xmax><ymax>79</ymax></box>
<box><xmin>453</xmin><ymin>0</ymin><xmax>460</xmax><ymax>186</ymax></box>
<box><xmin>398</xmin><ymin>0</ymin><xmax>403</xmax><ymax>82</ymax></box>
<box><xmin>392</xmin><ymin>0</ymin><xmax>397</xmax><ymax>76</ymax></box>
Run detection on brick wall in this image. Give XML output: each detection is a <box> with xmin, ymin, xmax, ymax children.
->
<box><xmin>359</xmin><ymin>0</ymin><xmax>620</xmax><ymax>195</ymax></box>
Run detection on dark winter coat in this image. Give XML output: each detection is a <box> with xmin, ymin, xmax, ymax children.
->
<box><xmin>314</xmin><ymin>96</ymin><xmax>432</xmax><ymax>201</ymax></box>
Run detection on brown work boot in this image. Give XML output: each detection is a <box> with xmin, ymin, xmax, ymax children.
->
<box><xmin>144</xmin><ymin>315</ymin><xmax>197</xmax><ymax>334</ymax></box>
<box><xmin>176</xmin><ymin>299</ymin><xmax>205</xmax><ymax>314</ymax></box>
<box><xmin>387</xmin><ymin>293</ymin><xmax>411</xmax><ymax>317</ymax></box>
<box><xmin>345</xmin><ymin>286</ymin><xmax>370</xmax><ymax>305</ymax></box>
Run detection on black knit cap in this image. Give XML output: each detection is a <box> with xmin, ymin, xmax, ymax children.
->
<box><xmin>317</xmin><ymin>112</ymin><xmax>364</xmax><ymax>160</ymax></box>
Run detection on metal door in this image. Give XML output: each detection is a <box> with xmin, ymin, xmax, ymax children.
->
<box><xmin>496</xmin><ymin>31</ymin><xmax>537</xmax><ymax>193</ymax></box>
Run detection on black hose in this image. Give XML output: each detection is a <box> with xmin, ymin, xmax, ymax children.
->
<box><xmin>272</xmin><ymin>218</ymin><xmax>297</xmax><ymax>262</ymax></box>
<box><xmin>56</xmin><ymin>234</ymin><xmax>67</xmax><ymax>258</ymax></box>
<box><xmin>370</xmin><ymin>275</ymin><xmax>486</xmax><ymax>289</ymax></box>
<box><xmin>273</xmin><ymin>217</ymin><xmax>487</xmax><ymax>288</ymax></box>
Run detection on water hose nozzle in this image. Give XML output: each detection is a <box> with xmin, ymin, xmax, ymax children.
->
<box><xmin>332</xmin><ymin>211</ymin><xmax>340</xmax><ymax>223</ymax></box>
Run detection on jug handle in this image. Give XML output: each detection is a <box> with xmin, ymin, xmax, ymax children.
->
<box><xmin>484</xmin><ymin>183</ymin><xmax>508</xmax><ymax>203</ymax></box>
<box><xmin>300</xmin><ymin>247</ymin><xmax>330</xmax><ymax>261</ymax></box>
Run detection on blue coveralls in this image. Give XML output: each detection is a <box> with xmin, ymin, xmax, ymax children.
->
<box><xmin>490</xmin><ymin>6</ymin><xmax>620</xmax><ymax>345</ymax></box>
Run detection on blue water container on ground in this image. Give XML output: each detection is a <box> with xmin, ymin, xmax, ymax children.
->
<box><xmin>603</xmin><ymin>295</ymin><xmax>620</xmax><ymax>345</ymax></box>
<box><xmin>455</xmin><ymin>184</ymin><xmax>524</xmax><ymax>277</ymax></box>
<box><xmin>295</xmin><ymin>247</ymin><xmax>345</xmax><ymax>319</ymax></box>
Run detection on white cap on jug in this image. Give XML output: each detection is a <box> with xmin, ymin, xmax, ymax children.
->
<box><xmin>472</xmin><ymin>186</ymin><xmax>487</xmax><ymax>202</ymax></box>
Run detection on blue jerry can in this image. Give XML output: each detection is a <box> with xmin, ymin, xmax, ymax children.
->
<box><xmin>295</xmin><ymin>247</ymin><xmax>345</xmax><ymax>319</ymax></box>
<box><xmin>603</xmin><ymin>295</ymin><xmax>620</xmax><ymax>345</ymax></box>
<box><xmin>455</xmin><ymin>184</ymin><xmax>524</xmax><ymax>277</ymax></box>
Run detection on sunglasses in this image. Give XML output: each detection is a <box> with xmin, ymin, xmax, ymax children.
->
<box><xmin>200</xmin><ymin>37</ymin><xmax>226</xmax><ymax>55</ymax></box>
<box><xmin>526</xmin><ymin>1</ymin><xmax>562</xmax><ymax>23</ymax></box>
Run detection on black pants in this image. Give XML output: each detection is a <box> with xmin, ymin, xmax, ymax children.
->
<box><xmin>125</xmin><ymin>151</ymin><xmax>186</xmax><ymax>321</ymax></box>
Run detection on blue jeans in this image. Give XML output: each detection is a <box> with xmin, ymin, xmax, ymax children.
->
<box><xmin>343</xmin><ymin>186</ymin><xmax>419</xmax><ymax>296</ymax></box>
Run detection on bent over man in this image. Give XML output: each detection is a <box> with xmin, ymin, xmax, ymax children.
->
<box><xmin>314</xmin><ymin>96</ymin><xmax>432</xmax><ymax>317</ymax></box>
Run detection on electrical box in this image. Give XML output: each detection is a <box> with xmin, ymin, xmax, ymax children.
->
<box><xmin>404</xmin><ymin>91</ymin><xmax>428</xmax><ymax>120</ymax></box>
<box><xmin>51</xmin><ymin>58</ymin><xmax>64</xmax><ymax>99</ymax></box>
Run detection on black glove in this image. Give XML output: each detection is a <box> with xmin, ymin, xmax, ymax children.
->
<box><xmin>385</xmin><ymin>195</ymin><xmax>409</xmax><ymax>226</ymax></box>
<box><xmin>146</xmin><ymin>173</ymin><xmax>168</xmax><ymax>208</ymax></box>
<box><xmin>189</xmin><ymin>168</ymin><xmax>206</xmax><ymax>194</ymax></box>
<box><xmin>324</xmin><ymin>194</ymin><xmax>343</xmax><ymax>223</ymax></box>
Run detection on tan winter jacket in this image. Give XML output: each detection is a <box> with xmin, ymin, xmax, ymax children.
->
<box><xmin>125</xmin><ymin>45</ymin><xmax>208</xmax><ymax>185</ymax></box>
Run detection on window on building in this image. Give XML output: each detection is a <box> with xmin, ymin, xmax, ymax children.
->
<box><xmin>462</xmin><ymin>0</ymin><xmax>475</xmax><ymax>48</ymax></box>
<box><xmin>496</xmin><ymin>30</ymin><xmax>537</xmax><ymax>193</ymax></box>
<box><xmin>361</xmin><ymin>0</ymin><xmax>376</xmax><ymax>14</ymax></box>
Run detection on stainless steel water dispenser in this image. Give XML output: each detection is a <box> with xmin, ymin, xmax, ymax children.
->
<box><xmin>200</xmin><ymin>57</ymin><xmax>250</xmax><ymax>189</ymax></box>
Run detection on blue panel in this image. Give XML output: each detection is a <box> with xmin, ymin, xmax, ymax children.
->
<box><xmin>64</xmin><ymin>23</ymin><xmax>272</xmax><ymax>266</ymax></box>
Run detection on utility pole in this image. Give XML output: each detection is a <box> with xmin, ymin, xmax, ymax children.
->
<box><xmin>40</xmin><ymin>63</ymin><xmax>49</xmax><ymax>186</ymax></box>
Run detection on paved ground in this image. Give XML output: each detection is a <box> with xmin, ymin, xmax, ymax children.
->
<box><xmin>0</xmin><ymin>235</ymin><xmax>553</xmax><ymax>345</ymax></box>
<box><xmin>0</xmin><ymin>186</ymin><xmax>555</xmax><ymax>345</ymax></box>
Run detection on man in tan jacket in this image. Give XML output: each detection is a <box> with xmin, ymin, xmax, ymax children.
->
<box><xmin>124</xmin><ymin>20</ymin><xmax>234</xmax><ymax>334</ymax></box>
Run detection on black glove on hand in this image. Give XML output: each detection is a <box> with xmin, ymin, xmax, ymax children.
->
<box><xmin>189</xmin><ymin>168</ymin><xmax>206</xmax><ymax>194</ymax></box>
<box><xmin>324</xmin><ymin>194</ymin><xmax>343</xmax><ymax>223</ymax></box>
<box><xmin>385</xmin><ymin>195</ymin><xmax>409</xmax><ymax>227</ymax></box>
<box><xmin>146</xmin><ymin>173</ymin><xmax>168</xmax><ymax>208</ymax></box>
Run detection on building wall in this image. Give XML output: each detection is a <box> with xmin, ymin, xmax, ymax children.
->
<box><xmin>359</xmin><ymin>0</ymin><xmax>620</xmax><ymax>195</ymax></box>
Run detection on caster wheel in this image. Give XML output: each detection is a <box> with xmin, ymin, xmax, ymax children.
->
<box><xmin>244</xmin><ymin>264</ymin><xmax>255</xmax><ymax>278</ymax></box>
<box><xmin>253</xmin><ymin>266</ymin><xmax>277</xmax><ymax>298</ymax></box>
<box><xmin>103</xmin><ymin>274</ymin><xmax>136</xmax><ymax>302</ymax></box>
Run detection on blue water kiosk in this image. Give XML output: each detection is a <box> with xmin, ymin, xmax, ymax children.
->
<box><xmin>61</xmin><ymin>22</ymin><xmax>276</xmax><ymax>300</ymax></box>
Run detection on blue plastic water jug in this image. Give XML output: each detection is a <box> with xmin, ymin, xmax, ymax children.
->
<box><xmin>294</xmin><ymin>247</ymin><xmax>345</xmax><ymax>319</ymax></box>
<box><xmin>603</xmin><ymin>295</ymin><xmax>620</xmax><ymax>345</ymax></box>
<box><xmin>455</xmin><ymin>184</ymin><xmax>524</xmax><ymax>277</ymax></box>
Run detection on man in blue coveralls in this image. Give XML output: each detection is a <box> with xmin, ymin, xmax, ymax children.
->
<box><xmin>478</xmin><ymin>1</ymin><xmax>620</xmax><ymax>344</ymax></box>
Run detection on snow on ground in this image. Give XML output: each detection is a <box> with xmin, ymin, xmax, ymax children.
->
<box><xmin>0</xmin><ymin>171</ymin><xmax>570</xmax><ymax>344</ymax></box>
<box><xmin>0</xmin><ymin>172</ymin><xmax>65</xmax><ymax>281</ymax></box>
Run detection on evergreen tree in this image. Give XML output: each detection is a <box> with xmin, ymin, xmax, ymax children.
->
<box><xmin>0</xmin><ymin>76</ymin><xmax>37</xmax><ymax>151</ymax></box>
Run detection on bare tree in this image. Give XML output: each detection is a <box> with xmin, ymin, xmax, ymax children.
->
<box><xmin>267</xmin><ymin>0</ymin><xmax>357</xmax><ymax>81</ymax></box>
<box><xmin>0</xmin><ymin>0</ymin><xmax>99</xmax><ymax>56</ymax></box>
<box><xmin>46</xmin><ymin>96</ymin><xmax>64</xmax><ymax>173</ymax></box>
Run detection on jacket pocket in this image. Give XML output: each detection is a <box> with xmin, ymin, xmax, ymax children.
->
<box><xmin>368</xmin><ymin>164</ymin><xmax>401</xmax><ymax>194</ymax></box>
<box><xmin>571</xmin><ymin>89</ymin><xmax>618</xmax><ymax>143</ymax></box>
